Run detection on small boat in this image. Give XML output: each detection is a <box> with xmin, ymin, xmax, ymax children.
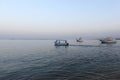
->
<box><xmin>54</xmin><ymin>40</ymin><xmax>69</xmax><ymax>46</ymax></box>
<box><xmin>100</xmin><ymin>37</ymin><xmax>117</xmax><ymax>44</ymax></box>
<box><xmin>76</xmin><ymin>37</ymin><xmax>83</xmax><ymax>42</ymax></box>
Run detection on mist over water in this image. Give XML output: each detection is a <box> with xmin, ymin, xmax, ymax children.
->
<box><xmin>1</xmin><ymin>0</ymin><xmax>120</xmax><ymax>79</ymax></box>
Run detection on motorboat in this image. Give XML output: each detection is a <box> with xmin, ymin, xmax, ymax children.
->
<box><xmin>54</xmin><ymin>40</ymin><xmax>69</xmax><ymax>46</ymax></box>
<box><xmin>100</xmin><ymin>37</ymin><xmax>117</xmax><ymax>44</ymax></box>
<box><xmin>76</xmin><ymin>37</ymin><xmax>83</xmax><ymax>42</ymax></box>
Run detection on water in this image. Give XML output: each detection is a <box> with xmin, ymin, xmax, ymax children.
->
<box><xmin>0</xmin><ymin>40</ymin><xmax>120</xmax><ymax>80</ymax></box>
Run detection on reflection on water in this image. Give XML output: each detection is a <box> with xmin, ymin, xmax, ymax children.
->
<box><xmin>0</xmin><ymin>40</ymin><xmax>120</xmax><ymax>80</ymax></box>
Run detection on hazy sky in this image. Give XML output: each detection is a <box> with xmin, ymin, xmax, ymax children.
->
<box><xmin>0</xmin><ymin>0</ymin><xmax>120</xmax><ymax>39</ymax></box>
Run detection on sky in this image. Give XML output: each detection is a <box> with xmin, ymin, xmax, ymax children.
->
<box><xmin>0</xmin><ymin>0</ymin><xmax>120</xmax><ymax>39</ymax></box>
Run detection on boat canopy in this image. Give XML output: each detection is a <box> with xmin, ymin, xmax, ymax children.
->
<box><xmin>54</xmin><ymin>40</ymin><xmax>69</xmax><ymax>46</ymax></box>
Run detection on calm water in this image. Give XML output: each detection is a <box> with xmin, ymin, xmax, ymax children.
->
<box><xmin>0</xmin><ymin>40</ymin><xmax>120</xmax><ymax>80</ymax></box>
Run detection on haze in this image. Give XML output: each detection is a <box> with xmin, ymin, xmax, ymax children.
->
<box><xmin>0</xmin><ymin>0</ymin><xmax>120</xmax><ymax>39</ymax></box>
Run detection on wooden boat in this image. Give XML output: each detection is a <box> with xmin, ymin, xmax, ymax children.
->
<box><xmin>100</xmin><ymin>37</ymin><xmax>117</xmax><ymax>44</ymax></box>
<box><xmin>76</xmin><ymin>37</ymin><xmax>83</xmax><ymax>42</ymax></box>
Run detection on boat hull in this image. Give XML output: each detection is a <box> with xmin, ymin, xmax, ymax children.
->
<box><xmin>100</xmin><ymin>40</ymin><xmax>117</xmax><ymax>44</ymax></box>
<box><xmin>76</xmin><ymin>40</ymin><xmax>83</xmax><ymax>42</ymax></box>
<box><xmin>55</xmin><ymin>43</ymin><xmax>69</xmax><ymax>46</ymax></box>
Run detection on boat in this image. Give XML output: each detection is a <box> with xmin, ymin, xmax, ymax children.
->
<box><xmin>99</xmin><ymin>37</ymin><xmax>117</xmax><ymax>44</ymax></box>
<box><xmin>54</xmin><ymin>40</ymin><xmax>69</xmax><ymax>46</ymax></box>
<box><xmin>76</xmin><ymin>37</ymin><xmax>83</xmax><ymax>42</ymax></box>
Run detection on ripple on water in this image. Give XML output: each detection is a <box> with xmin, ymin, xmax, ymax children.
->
<box><xmin>0</xmin><ymin>40</ymin><xmax>120</xmax><ymax>80</ymax></box>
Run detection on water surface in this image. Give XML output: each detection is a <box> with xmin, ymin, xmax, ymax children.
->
<box><xmin>0</xmin><ymin>40</ymin><xmax>120</xmax><ymax>80</ymax></box>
